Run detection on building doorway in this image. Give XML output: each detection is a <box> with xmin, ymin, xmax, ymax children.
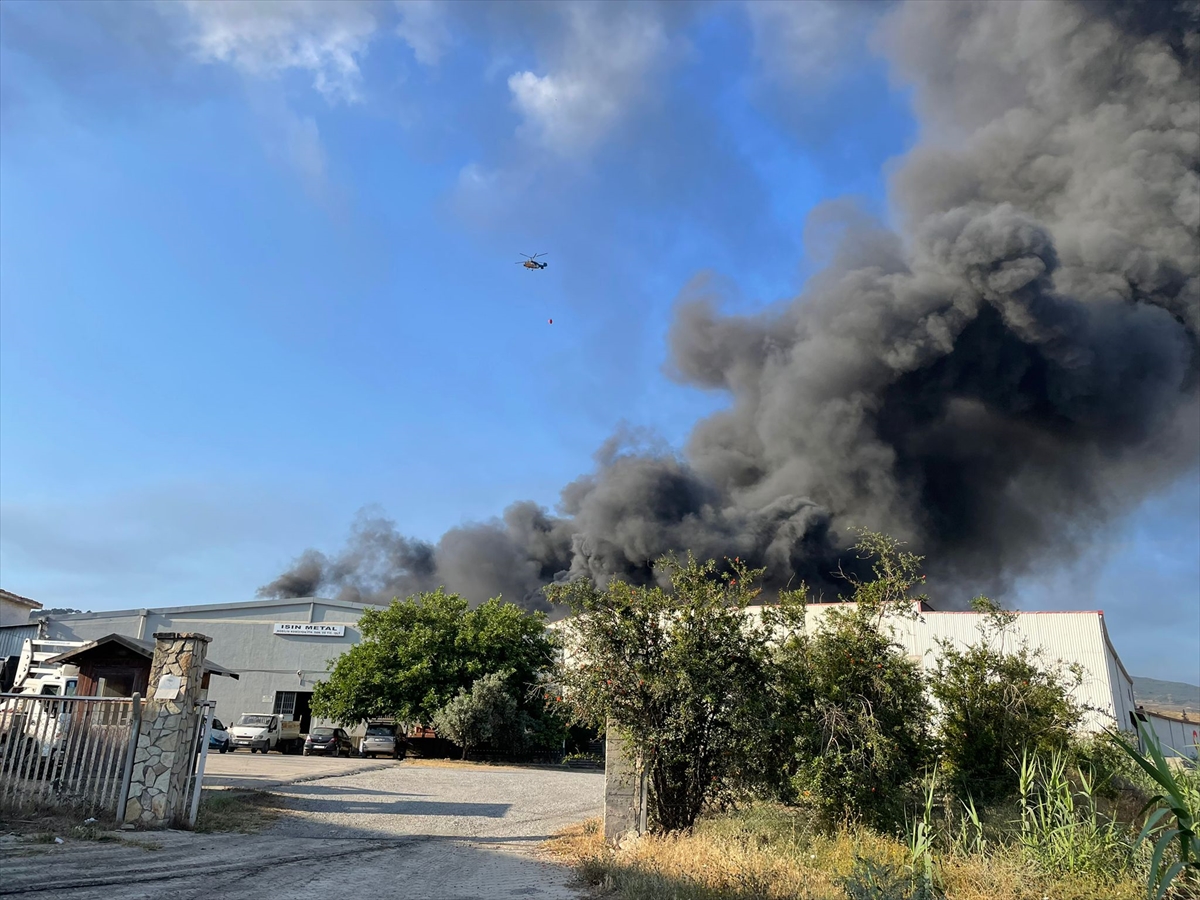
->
<box><xmin>273</xmin><ymin>691</ymin><xmax>314</xmax><ymax>733</ymax></box>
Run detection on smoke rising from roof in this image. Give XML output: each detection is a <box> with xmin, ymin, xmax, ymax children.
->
<box><xmin>258</xmin><ymin>0</ymin><xmax>1200</xmax><ymax>612</ymax></box>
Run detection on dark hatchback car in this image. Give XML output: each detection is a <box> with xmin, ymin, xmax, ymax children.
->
<box><xmin>303</xmin><ymin>726</ymin><xmax>353</xmax><ymax>757</ymax></box>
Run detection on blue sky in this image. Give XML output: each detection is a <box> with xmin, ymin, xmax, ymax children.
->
<box><xmin>1</xmin><ymin>1</ymin><xmax>1196</xmax><ymax>684</ymax></box>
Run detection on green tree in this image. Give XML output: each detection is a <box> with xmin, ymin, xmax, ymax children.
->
<box><xmin>547</xmin><ymin>554</ymin><xmax>804</xmax><ymax>833</ymax></box>
<box><xmin>432</xmin><ymin>671</ymin><xmax>522</xmax><ymax>759</ymax></box>
<box><xmin>781</xmin><ymin>530</ymin><xmax>933</xmax><ymax>831</ymax></box>
<box><xmin>931</xmin><ymin>596</ymin><xmax>1084</xmax><ymax>803</ymax></box>
<box><xmin>311</xmin><ymin>589</ymin><xmax>556</xmax><ymax>729</ymax></box>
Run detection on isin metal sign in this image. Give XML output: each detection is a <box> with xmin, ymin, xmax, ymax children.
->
<box><xmin>272</xmin><ymin>623</ymin><xmax>346</xmax><ymax>637</ymax></box>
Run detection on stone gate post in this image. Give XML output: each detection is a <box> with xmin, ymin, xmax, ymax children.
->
<box><xmin>122</xmin><ymin>632</ymin><xmax>210</xmax><ymax>828</ymax></box>
<box><xmin>603</xmin><ymin>719</ymin><xmax>645</xmax><ymax>843</ymax></box>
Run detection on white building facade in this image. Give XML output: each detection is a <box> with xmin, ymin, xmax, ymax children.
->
<box><xmin>0</xmin><ymin>589</ymin><xmax>43</xmax><ymax>628</ymax></box>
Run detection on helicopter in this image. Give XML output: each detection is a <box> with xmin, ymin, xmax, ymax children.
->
<box><xmin>516</xmin><ymin>252</ymin><xmax>548</xmax><ymax>270</ymax></box>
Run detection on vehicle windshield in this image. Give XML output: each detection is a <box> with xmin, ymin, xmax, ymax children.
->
<box><xmin>310</xmin><ymin>727</ymin><xmax>335</xmax><ymax>736</ymax></box>
<box><xmin>236</xmin><ymin>715</ymin><xmax>274</xmax><ymax>727</ymax></box>
<box><xmin>212</xmin><ymin>719</ymin><xmax>225</xmax><ymax>731</ymax></box>
<box><xmin>365</xmin><ymin>725</ymin><xmax>395</xmax><ymax>736</ymax></box>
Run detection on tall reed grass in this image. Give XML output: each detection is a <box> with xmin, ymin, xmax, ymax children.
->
<box><xmin>1016</xmin><ymin>748</ymin><xmax>1132</xmax><ymax>880</ymax></box>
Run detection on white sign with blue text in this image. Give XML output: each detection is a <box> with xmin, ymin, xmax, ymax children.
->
<box><xmin>272</xmin><ymin>623</ymin><xmax>346</xmax><ymax>637</ymax></box>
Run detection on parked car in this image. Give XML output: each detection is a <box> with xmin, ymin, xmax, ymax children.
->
<box><xmin>303</xmin><ymin>726</ymin><xmax>353</xmax><ymax>757</ymax></box>
<box><xmin>196</xmin><ymin>717</ymin><xmax>231</xmax><ymax>755</ymax></box>
<box><xmin>208</xmin><ymin>718</ymin><xmax>231</xmax><ymax>754</ymax></box>
<box><xmin>359</xmin><ymin>722</ymin><xmax>400</xmax><ymax>759</ymax></box>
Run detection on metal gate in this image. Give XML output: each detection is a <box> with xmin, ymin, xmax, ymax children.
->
<box><xmin>0</xmin><ymin>693</ymin><xmax>141</xmax><ymax>818</ymax></box>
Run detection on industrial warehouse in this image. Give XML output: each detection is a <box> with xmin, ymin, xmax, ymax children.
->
<box><xmin>7</xmin><ymin>596</ymin><xmax>377</xmax><ymax>734</ymax></box>
<box><xmin>2</xmin><ymin>592</ymin><xmax>1195</xmax><ymax>759</ymax></box>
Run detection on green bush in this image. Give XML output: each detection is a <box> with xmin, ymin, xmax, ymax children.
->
<box><xmin>311</xmin><ymin>589</ymin><xmax>557</xmax><ymax>729</ymax></box>
<box><xmin>547</xmin><ymin>553</ymin><xmax>801</xmax><ymax>832</ymax></box>
<box><xmin>431</xmin><ymin>671</ymin><xmax>523</xmax><ymax>758</ymax></box>
<box><xmin>931</xmin><ymin>597</ymin><xmax>1084</xmax><ymax>804</ymax></box>
<box><xmin>842</xmin><ymin>857</ymin><xmax>939</xmax><ymax>900</ymax></box>
<box><xmin>783</xmin><ymin>531</ymin><xmax>933</xmax><ymax>832</ymax></box>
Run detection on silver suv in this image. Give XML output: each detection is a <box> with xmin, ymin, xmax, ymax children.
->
<box><xmin>360</xmin><ymin>722</ymin><xmax>399</xmax><ymax>759</ymax></box>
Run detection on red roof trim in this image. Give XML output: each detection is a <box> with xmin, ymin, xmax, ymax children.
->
<box><xmin>798</xmin><ymin>603</ymin><xmax>1103</xmax><ymax>616</ymax></box>
<box><xmin>919</xmin><ymin>610</ymin><xmax>1103</xmax><ymax>616</ymax></box>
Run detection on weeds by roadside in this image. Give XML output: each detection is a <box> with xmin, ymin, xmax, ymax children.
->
<box><xmin>544</xmin><ymin>804</ymin><xmax>1146</xmax><ymax>900</ymax></box>
<box><xmin>1</xmin><ymin>810</ymin><xmax>162</xmax><ymax>851</ymax></box>
<box><xmin>194</xmin><ymin>789</ymin><xmax>284</xmax><ymax>834</ymax></box>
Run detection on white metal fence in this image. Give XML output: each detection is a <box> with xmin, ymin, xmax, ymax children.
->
<box><xmin>0</xmin><ymin>693</ymin><xmax>141</xmax><ymax>818</ymax></box>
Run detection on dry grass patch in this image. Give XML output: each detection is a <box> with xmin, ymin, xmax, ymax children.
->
<box><xmin>545</xmin><ymin>816</ymin><xmax>874</xmax><ymax>900</ymax></box>
<box><xmin>544</xmin><ymin>805</ymin><xmax>1145</xmax><ymax>900</ymax></box>
<box><xmin>194</xmin><ymin>789</ymin><xmax>285</xmax><ymax>834</ymax></box>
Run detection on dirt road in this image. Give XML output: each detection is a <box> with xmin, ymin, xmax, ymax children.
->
<box><xmin>0</xmin><ymin>761</ymin><xmax>605</xmax><ymax>900</ymax></box>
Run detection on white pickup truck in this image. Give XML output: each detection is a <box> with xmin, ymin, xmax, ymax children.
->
<box><xmin>228</xmin><ymin>713</ymin><xmax>303</xmax><ymax>754</ymax></box>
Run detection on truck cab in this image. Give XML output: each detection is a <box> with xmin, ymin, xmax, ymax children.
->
<box><xmin>0</xmin><ymin>675</ymin><xmax>80</xmax><ymax>759</ymax></box>
<box><xmin>0</xmin><ymin>639</ymin><xmax>84</xmax><ymax>760</ymax></box>
<box><xmin>229</xmin><ymin>713</ymin><xmax>303</xmax><ymax>754</ymax></box>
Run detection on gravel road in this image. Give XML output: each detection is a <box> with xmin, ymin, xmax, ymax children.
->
<box><xmin>200</xmin><ymin>749</ymin><xmax>395</xmax><ymax>790</ymax></box>
<box><xmin>0</xmin><ymin>761</ymin><xmax>605</xmax><ymax>900</ymax></box>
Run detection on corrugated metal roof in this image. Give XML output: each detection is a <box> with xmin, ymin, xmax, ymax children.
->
<box><xmin>43</xmin><ymin>596</ymin><xmax>374</xmax><ymax>621</ymax></box>
<box><xmin>0</xmin><ymin>624</ymin><xmax>39</xmax><ymax>659</ymax></box>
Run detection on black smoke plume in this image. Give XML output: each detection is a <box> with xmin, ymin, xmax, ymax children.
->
<box><xmin>258</xmin><ymin>0</ymin><xmax>1200</xmax><ymax>612</ymax></box>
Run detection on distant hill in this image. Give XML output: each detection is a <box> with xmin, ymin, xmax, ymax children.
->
<box><xmin>1134</xmin><ymin>676</ymin><xmax>1200</xmax><ymax>713</ymax></box>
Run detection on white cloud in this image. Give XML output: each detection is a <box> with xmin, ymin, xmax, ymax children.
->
<box><xmin>744</xmin><ymin>0</ymin><xmax>879</xmax><ymax>87</ymax></box>
<box><xmin>507</xmin><ymin>4</ymin><xmax>673</xmax><ymax>155</ymax></box>
<box><xmin>394</xmin><ymin>0</ymin><xmax>451</xmax><ymax>66</ymax></box>
<box><xmin>174</xmin><ymin>0</ymin><xmax>380</xmax><ymax>103</ymax></box>
<box><xmin>251</xmin><ymin>92</ymin><xmax>329</xmax><ymax>198</ymax></box>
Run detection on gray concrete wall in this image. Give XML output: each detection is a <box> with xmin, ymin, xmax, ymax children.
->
<box><xmin>603</xmin><ymin>723</ymin><xmax>644</xmax><ymax>843</ymax></box>
<box><xmin>42</xmin><ymin>599</ymin><xmax>374</xmax><ymax>727</ymax></box>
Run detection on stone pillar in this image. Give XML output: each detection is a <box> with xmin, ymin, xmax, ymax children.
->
<box><xmin>603</xmin><ymin>719</ymin><xmax>644</xmax><ymax>843</ymax></box>
<box><xmin>123</xmin><ymin>632</ymin><xmax>210</xmax><ymax>828</ymax></box>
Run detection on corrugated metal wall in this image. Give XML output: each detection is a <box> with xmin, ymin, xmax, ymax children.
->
<box><xmin>0</xmin><ymin>625</ymin><xmax>38</xmax><ymax>660</ymax></box>
<box><xmin>906</xmin><ymin>612</ymin><xmax>1124</xmax><ymax>733</ymax></box>
<box><xmin>1142</xmin><ymin>712</ymin><xmax>1200</xmax><ymax>760</ymax></box>
<box><xmin>785</xmin><ymin>605</ymin><xmax>1130</xmax><ymax>734</ymax></box>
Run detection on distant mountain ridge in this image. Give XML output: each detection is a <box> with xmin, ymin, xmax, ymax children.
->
<box><xmin>1134</xmin><ymin>676</ymin><xmax>1200</xmax><ymax>712</ymax></box>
